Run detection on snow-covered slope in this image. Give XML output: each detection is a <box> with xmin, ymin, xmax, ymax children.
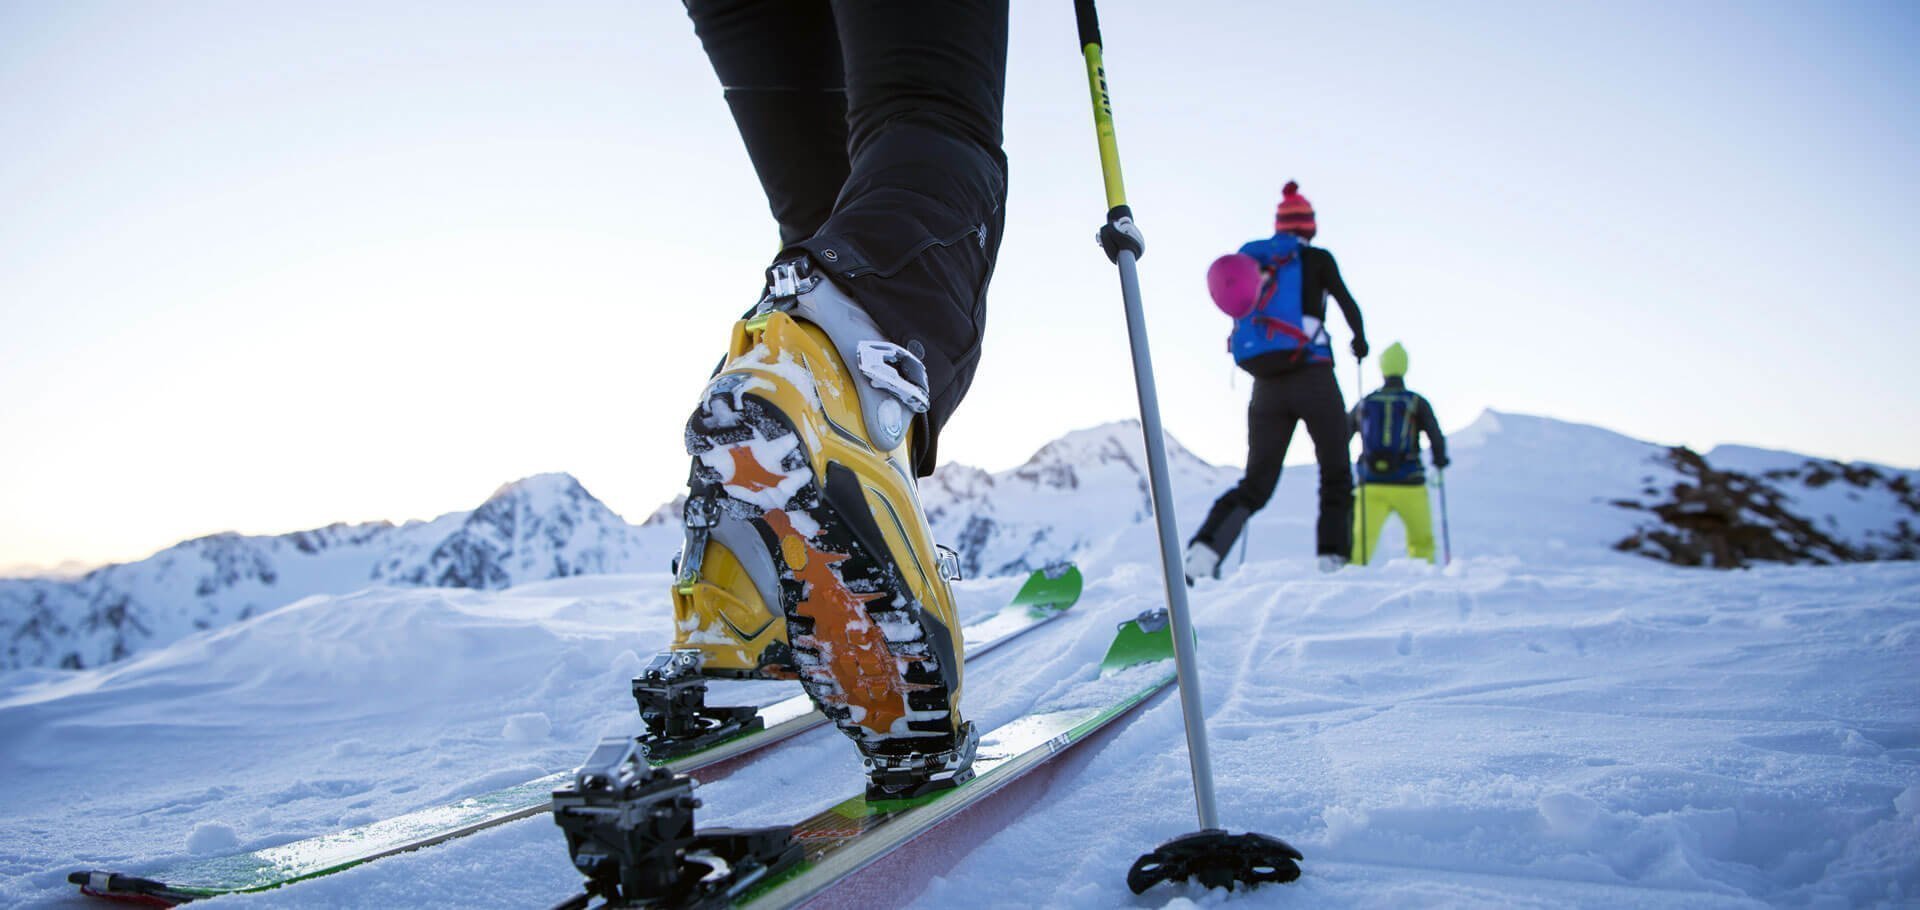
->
<box><xmin>2</xmin><ymin>558</ymin><xmax>1914</xmax><ymax>907</ymax></box>
<box><xmin>0</xmin><ymin>474</ymin><xmax>679</xmax><ymax>672</ymax></box>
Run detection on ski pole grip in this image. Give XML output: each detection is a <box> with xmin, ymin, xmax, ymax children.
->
<box><xmin>1075</xmin><ymin>0</ymin><xmax>1102</xmax><ymax>50</ymax></box>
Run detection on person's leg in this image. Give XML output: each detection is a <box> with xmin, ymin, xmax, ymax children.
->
<box><xmin>686</xmin><ymin>0</ymin><xmax>849</xmax><ymax>247</ymax></box>
<box><xmin>687</xmin><ymin>0</ymin><xmax>1007</xmax><ymax>470</ymax></box>
<box><xmin>1194</xmin><ymin>375</ymin><xmax>1297</xmax><ymax>556</ymax></box>
<box><xmin>1396</xmin><ymin>485</ymin><xmax>1437</xmax><ymax>562</ymax></box>
<box><xmin>785</xmin><ymin>0</ymin><xmax>1009</xmax><ymax>474</ymax></box>
<box><xmin>672</xmin><ymin>1</ymin><xmax>1009</xmax><ymax>799</ymax></box>
<box><xmin>1350</xmin><ymin>484</ymin><xmax>1390</xmax><ymax>565</ymax></box>
<box><xmin>1300</xmin><ymin>367</ymin><xmax>1355</xmax><ymax>558</ymax></box>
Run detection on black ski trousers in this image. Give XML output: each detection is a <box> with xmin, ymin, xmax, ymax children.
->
<box><xmin>686</xmin><ymin>1</ymin><xmax>1010</xmax><ymax>476</ymax></box>
<box><xmin>1193</xmin><ymin>365</ymin><xmax>1354</xmax><ymax>558</ymax></box>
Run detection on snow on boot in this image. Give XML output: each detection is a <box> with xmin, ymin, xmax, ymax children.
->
<box><xmin>1183</xmin><ymin>542</ymin><xmax>1222</xmax><ymax>586</ymax></box>
<box><xmin>676</xmin><ymin>257</ymin><xmax>974</xmax><ymax>798</ymax></box>
<box><xmin>1318</xmin><ymin>554</ymin><xmax>1347</xmax><ymax>573</ymax></box>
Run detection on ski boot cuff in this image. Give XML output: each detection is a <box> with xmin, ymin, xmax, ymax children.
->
<box><xmin>758</xmin><ymin>258</ymin><xmax>931</xmax><ymax>455</ymax></box>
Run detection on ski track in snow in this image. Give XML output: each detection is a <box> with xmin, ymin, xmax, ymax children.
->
<box><xmin>3</xmin><ymin>554</ymin><xmax>1919</xmax><ymax>905</ymax></box>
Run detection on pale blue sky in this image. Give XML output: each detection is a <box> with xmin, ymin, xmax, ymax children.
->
<box><xmin>2</xmin><ymin>0</ymin><xmax>1916</xmax><ymax>570</ymax></box>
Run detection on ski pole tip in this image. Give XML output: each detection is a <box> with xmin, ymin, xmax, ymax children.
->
<box><xmin>1127</xmin><ymin>828</ymin><xmax>1303</xmax><ymax>894</ymax></box>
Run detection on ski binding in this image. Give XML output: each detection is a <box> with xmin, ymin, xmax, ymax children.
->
<box><xmin>632</xmin><ymin>650</ymin><xmax>765</xmax><ymax>761</ymax></box>
<box><xmin>553</xmin><ymin>737</ymin><xmax>800</xmax><ymax>909</ymax></box>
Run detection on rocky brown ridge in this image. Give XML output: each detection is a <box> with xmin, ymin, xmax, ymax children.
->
<box><xmin>1614</xmin><ymin>447</ymin><xmax>1920</xmax><ymax>568</ymax></box>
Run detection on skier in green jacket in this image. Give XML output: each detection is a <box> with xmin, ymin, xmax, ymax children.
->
<box><xmin>1349</xmin><ymin>342</ymin><xmax>1447</xmax><ymax>564</ymax></box>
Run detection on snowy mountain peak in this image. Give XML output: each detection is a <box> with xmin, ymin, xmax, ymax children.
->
<box><xmin>1</xmin><ymin>474</ymin><xmax>679</xmax><ymax>672</ymax></box>
<box><xmin>921</xmin><ymin>421</ymin><xmax>1237</xmax><ymax>579</ymax></box>
<box><xmin>482</xmin><ymin>472</ymin><xmax>595</xmax><ymax>510</ymax></box>
<box><xmin>640</xmin><ymin>495</ymin><xmax>687</xmax><ymax>528</ymax></box>
<box><xmin>372</xmin><ymin>473</ymin><xmax>649</xmax><ymax>590</ymax></box>
<box><xmin>1009</xmin><ymin>419</ymin><xmax>1216</xmax><ymax>491</ymax></box>
<box><xmin>1451</xmin><ymin>408</ymin><xmax>1648</xmax><ymax>456</ymax></box>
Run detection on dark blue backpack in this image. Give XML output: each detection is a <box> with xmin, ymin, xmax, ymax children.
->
<box><xmin>1358</xmin><ymin>389</ymin><xmax>1425</xmax><ymax>484</ymax></box>
<box><xmin>1228</xmin><ymin>233</ymin><xmax>1332</xmax><ymax>369</ymax></box>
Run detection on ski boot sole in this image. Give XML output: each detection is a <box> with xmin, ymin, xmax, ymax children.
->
<box><xmin>685</xmin><ymin>389</ymin><xmax>967</xmax><ymax>769</ymax></box>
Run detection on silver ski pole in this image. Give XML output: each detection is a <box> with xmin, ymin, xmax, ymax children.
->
<box><xmin>1075</xmin><ymin>0</ymin><xmax>1301</xmax><ymax>893</ymax></box>
<box><xmin>1356</xmin><ymin>357</ymin><xmax>1368</xmax><ymax>566</ymax></box>
<box><xmin>1439</xmin><ymin>466</ymin><xmax>1452</xmax><ymax>566</ymax></box>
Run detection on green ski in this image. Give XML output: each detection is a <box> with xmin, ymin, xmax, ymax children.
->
<box><xmin>551</xmin><ymin>605</ymin><xmax>1176</xmax><ymax>909</ymax></box>
<box><xmin>69</xmin><ymin>564</ymin><xmax>1083</xmax><ymax>906</ymax></box>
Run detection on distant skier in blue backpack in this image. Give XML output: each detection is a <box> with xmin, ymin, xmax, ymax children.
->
<box><xmin>1350</xmin><ymin>342</ymin><xmax>1448</xmax><ymax>564</ymax></box>
<box><xmin>1187</xmin><ymin>181</ymin><xmax>1368</xmax><ymax>581</ymax></box>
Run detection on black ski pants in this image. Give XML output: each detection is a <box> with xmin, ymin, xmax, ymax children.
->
<box><xmin>686</xmin><ymin>1</ymin><xmax>1010</xmax><ymax>476</ymax></box>
<box><xmin>1194</xmin><ymin>365</ymin><xmax>1354</xmax><ymax>558</ymax></box>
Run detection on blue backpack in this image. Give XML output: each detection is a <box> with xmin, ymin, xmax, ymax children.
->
<box><xmin>1228</xmin><ymin>233</ymin><xmax>1332</xmax><ymax>369</ymax></box>
<box><xmin>1357</xmin><ymin>388</ymin><xmax>1425</xmax><ymax>484</ymax></box>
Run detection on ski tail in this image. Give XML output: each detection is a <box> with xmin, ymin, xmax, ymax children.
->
<box><xmin>69</xmin><ymin>871</ymin><xmax>203</xmax><ymax>907</ymax></box>
<box><xmin>1008</xmin><ymin>562</ymin><xmax>1083</xmax><ymax>616</ymax></box>
<box><xmin>1101</xmin><ymin>606</ymin><xmax>1174</xmax><ymax>672</ymax></box>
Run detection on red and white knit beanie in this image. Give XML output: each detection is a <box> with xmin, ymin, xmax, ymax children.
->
<box><xmin>1274</xmin><ymin>180</ymin><xmax>1317</xmax><ymax>240</ymax></box>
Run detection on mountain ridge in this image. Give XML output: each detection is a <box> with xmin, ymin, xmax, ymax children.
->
<box><xmin>5</xmin><ymin>412</ymin><xmax>1915</xmax><ymax>673</ymax></box>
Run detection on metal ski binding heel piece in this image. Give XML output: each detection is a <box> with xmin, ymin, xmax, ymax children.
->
<box><xmin>551</xmin><ymin>737</ymin><xmax>800</xmax><ymax>910</ymax></box>
<box><xmin>863</xmin><ymin>721</ymin><xmax>979</xmax><ymax>801</ymax></box>
<box><xmin>1074</xmin><ymin>0</ymin><xmax>1303</xmax><ymax>894</ymax></box>
<box><xmin>632</xmin><ymin>650</ymin><xmax>764</xmax><ymax>762</ymax></box>
<box><xmin>642</xmin><ymin>493</ymin><xmax>771</xmax><ymax>760</ymax></box>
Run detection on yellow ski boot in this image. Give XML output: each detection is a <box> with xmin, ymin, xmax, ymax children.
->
<box><xmin>661</xmin><ymin>258</ymin><xmax>974</xmax><ymax>797</ymax></box>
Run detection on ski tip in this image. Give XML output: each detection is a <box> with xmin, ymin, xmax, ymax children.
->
<box><xmin>1010</xmin><ymin>562</ymin><xmax>1082</xmax><ymax>614</ymax></box>
<box><xmin>1101</xmin><ymin>607</ymin><xmax>1173</xmax><ymax>672</ymax></box>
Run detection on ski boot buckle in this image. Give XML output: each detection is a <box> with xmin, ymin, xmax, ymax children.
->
<box><xmin>934</xmin><ymin>544</ymin><xmax>963</xmax><ymax>582</ymax></box>
<box><xmin>673</xmin><ymin>495</ymin><xmax>718</xmax><ymax>594</ymax></box>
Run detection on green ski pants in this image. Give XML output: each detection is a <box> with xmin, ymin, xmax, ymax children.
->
<box><xmin>1352</xmin><ymin>482</ymin><xmax>1435</xmax><ymax>565</ymax></box>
